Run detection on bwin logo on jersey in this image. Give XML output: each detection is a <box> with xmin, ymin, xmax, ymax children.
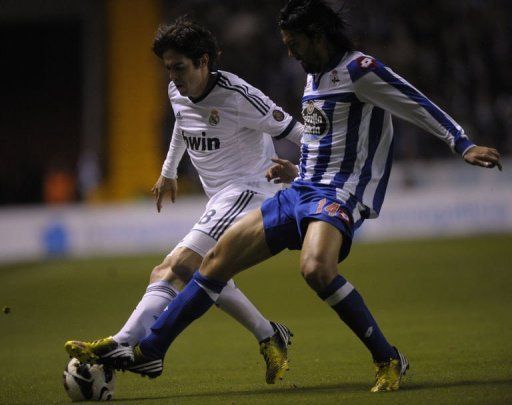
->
<box><xmin>302</xmin><ymin>101</ymin><xmax>329</xmax><ymax>140</ymax></box>
<box><xmin>182</xmin><ymin>131</ymin><xmax>220</xmax><ymax>151</ymax></box>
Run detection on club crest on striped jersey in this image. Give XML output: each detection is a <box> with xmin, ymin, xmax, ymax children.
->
<box><xmin>208</xmin><ymin>109</ymin><xmax>220</xmax><ymax>126</ymax></box>
<box><xmin>330</xmin><ymin>69</ymin><xmax>340</xmax><ymax>85</ymax></box>
<box><xmin>302</xmin><ymin>100</ymin><xmax>329</xmax><ymax>139</ymax></box>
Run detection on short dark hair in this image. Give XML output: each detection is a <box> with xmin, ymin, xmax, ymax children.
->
<box><xmin>152</xmin><ymin>16</ymin><xmax>220</xmax><ymax>70</ymax></box>
<box><xmin>278</xmin><ymin>0</ymin><xmax>353</xmax><ymax>53</ymax></box>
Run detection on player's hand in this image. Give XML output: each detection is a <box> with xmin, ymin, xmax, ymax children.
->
<box><xmin>463</xmin><ymin>146</ymin><xmax>502</xmax><ymax>171</ymax></box>
<box><xmin>265</xmin><ymin>158</ymin><xmax>299</xmax><ymax>184</ymax></box>
<box><xmin>151</xmin><ymin>175</ymin><xmax>178</xmax><ymax>213</ymax></box>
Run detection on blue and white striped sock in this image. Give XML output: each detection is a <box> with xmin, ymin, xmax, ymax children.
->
<box><xmin>318</xmin><ymin>275</ymin><xmax>396</xmax><ymax>362</ymax></box>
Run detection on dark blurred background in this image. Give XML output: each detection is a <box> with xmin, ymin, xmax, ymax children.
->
<box><xmin>1</xmin><ymin>0</ymin><xmax>511</xmax><ymax>205</ymax></box>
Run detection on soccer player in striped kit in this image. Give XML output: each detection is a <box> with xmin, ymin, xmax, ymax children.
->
<box><xmin>65</xmin><ymin>16</ymin><xmax>303</xmax><ymax>384</ymax></box>
<box><xmin>115</xmin><ymin>0</ymin><xmax>502</xmax><ymax>392</ymax></box>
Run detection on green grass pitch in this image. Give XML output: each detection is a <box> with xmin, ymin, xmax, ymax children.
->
<box><xmin>1</xmin><ymin>235</ymin><xmax>511</xmax><ymax>404</ymax></box>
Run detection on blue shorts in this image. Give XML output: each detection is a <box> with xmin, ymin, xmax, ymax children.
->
<box><xmin>261</xmin><ymin>181</ymin><xmax>356</xmax><ymax>263</ymax></box>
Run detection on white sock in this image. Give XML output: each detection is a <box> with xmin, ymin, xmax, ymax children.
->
<box><xmin>113</xmin><ymin>280</ymin><xmax>179</xmax><ymax>346</ymax></box>
<box><xmin>216</xmin><ymin>280</ymin><xmax>274</xmax><ymax>342</ymax></box>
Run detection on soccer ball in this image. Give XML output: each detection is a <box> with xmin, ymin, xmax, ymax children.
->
<box><xmin>63</xmin><ymin>358</ymin><xmax>116</xmax><ymax>401</ymax></box>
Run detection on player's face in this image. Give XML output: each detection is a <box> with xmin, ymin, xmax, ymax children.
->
<box><xmin>162</xmin><ymin>49</ymin><xmax>209</xmax><ymax>98</ymax></box>
<box><xmin>281</xmin><ymin>30</ymin><xmax>325</xmax><ymax>73</ymax></box>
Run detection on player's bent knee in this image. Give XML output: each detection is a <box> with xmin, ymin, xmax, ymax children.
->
<box><xmin>149</xmin><ymin>252</ymin><xmax>195</xmax><ymax>285</ymax></box>
<box><xmin>300</xmin><ymin>258</ymin><xmax>336</xmax><ymax>292</ymax></box>
<box><xmin>169</xmin><ymin>263</ymin><xmax>195</xmax><ymax>282</ymax></box>
<box><xmin>201</xmin><ymin>247</ymin><xmax>231</xmax><ymax>281</ymax></box>
<box><xmin>163</xmin><ymin>254</ymin><xmax>194</xmax><ymax>283</ymax></box>
<box><xmin>201</xmin><ymin>248</ymin><xmax>218</xmax><ymax>273</ymax></box>
<box><xmin>300</xmin><ymin>264</ymin><xmax>322</xmax><ymax>287</ymax></box>
<box><xmin>149</xmin><ymin>262</ymin><xmax>169</xmax><ymax>283</ymax></box>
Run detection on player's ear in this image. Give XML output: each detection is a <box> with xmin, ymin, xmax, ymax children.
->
<box><xmin>200</xmin><ymin>53</ymin><xmax>209</xmax><ymax>68</ymax></box>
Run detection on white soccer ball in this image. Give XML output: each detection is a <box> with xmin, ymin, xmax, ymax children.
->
<box><xmin>63</xmin><ymin>358</ymin><xmax>116</xmax><ymax>401</ymax></box>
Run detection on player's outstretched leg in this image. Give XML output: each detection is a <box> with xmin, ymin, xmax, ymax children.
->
<box><xmin>128</xmin><ymin>209</ymin><xmax>278</xmax><ymax>380</ymax></box>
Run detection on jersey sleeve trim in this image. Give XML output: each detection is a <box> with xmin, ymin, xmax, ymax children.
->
<box><xmin>274</xmin><ymin>118</ymin><xmax>298</xmax><ymax>140</ymax></box>
<box><xmin>217</xmin><ymin>74</ymin><xmax>270</xmax><ymax>116</ymax></box>
<box><xmin>369</xmin><ymin>61</ymin><xmax>474</xmax><ymax>155</ymax></box>
<box><xmin>347</xmin><ymin>56</ymin><xmax>377</xmax><ymax>82</ymax></box>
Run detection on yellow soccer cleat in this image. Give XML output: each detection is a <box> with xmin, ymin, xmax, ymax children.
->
<box><xmin>64</xmin><ymin>336</ymin><xmax>134</xmax><ymax>370</ymax></box>
<box><xmin>259</xmin><ymin>322</ymin><xmax>293</xmax><ymax>384</ymax></box>
<box><xmin>370</xmin><ymin>348</ymin><xmax>409</xmax><ymax>392</ymax></box>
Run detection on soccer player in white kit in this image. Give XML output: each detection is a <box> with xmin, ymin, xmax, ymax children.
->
<box><xmin>122</xmin><ymin>0</ymin><xmax>502</xmax><ymax>393</ymax></box>
<box><xmin>65</xmin><ymin>16</ymin><xmax>302</xmax><ymax>384</ymax></box>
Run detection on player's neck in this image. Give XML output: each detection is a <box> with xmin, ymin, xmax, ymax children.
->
<box><xmin>318</xmin><ymin>45</ymin><xmax>344</xmax><ymax>74</ymax></box>
<box><xmin>321</xmin><ymin>52</ymin><xmax>344</xmax><ymax>73</ymax></box>
<box><xmin>189</xmin><ymin>72</ymin><xmax>218</xmax><ymax>103</ymax></box>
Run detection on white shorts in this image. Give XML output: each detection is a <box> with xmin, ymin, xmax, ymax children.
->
<box><xmin>169</xmin><ymin>185</ymin><xmax>274</xmax><ymax>258</ymax></box>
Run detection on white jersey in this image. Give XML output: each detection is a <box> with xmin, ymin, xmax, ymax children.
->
<box><xmin>162</xmin><ymin>70</ymin><xmax>303</xmax><ymax>198</ymax></box>
<box><xmin>299</xmin><ymin>50</ymin><xmax>474</xmax><ymax>224</ymax></box>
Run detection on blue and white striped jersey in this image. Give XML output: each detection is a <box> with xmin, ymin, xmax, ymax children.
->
<box><xmin>298</xmin><ymin>51</ymin><xmax>475</xmax><ymax>224</ymax></box>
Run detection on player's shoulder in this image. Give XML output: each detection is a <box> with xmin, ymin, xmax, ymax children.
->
<box><xmin>217</xmin><ymin>70</ymin><xmax>267</xmax><ymax>97</ymax></box>
<box><xmin>216</xmin><ymin>70</ymin><xmax>272</xmax><ymax>115</ymax></box>
<box><xmin>217</xmin><ymin>70</ymin><xmax>248</xmax><ymax>87</ymax></box>
<box><xmin>217</xmin><ymin>70</ymin><xmax>242</xmax><ymax>84</ymax></box>
<box><xmin>344</xmin><ymin>51</ymin><xmax>384</xmax><ymax>82</ymax></box>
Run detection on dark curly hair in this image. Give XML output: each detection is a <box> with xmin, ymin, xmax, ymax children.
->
<box><xmin>152</xmin><ymin>16</ymin><xmax>220</xmax><ymax>70</ymax></box>
<box><xmin>278</xmin><ymin>0</ymin><xmax>353</xmax><ymax>53</ymax></box>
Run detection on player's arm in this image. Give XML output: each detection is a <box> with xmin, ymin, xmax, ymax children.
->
<box><xmin>349</xmin><ymin>57</ymin><xmax>502</xmax><ymax>170</ymax></box>
<box><xmin>235</xmin><ymin>83</ymin><xmax>303</xmax><ymax>146</ymax></box>
<box><xmin>272</xmin><ymin>117</ymin><xmax>303</xmax><ymax>146</ymax></box>
<box><xmin>154</xmin><ymin>125</ymin><xmax>187</xmax><ymax>212</ymax></box>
